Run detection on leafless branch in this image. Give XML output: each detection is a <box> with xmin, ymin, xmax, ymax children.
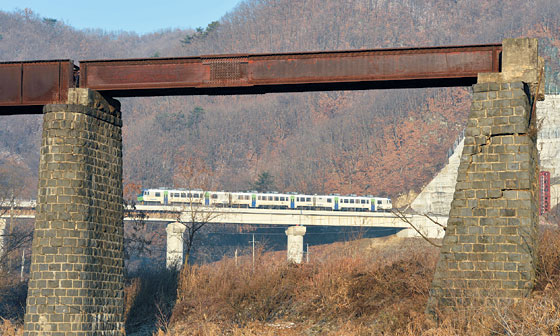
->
<box><xmin>176</xmin><ymin>194</ymin><xmax>224</xmax><ymax>264</ymax></box>
<box><xmin>392</xmin><ymin>208</ymin><xmax>442</xmax><ymax>248</ymax></box>
<box><xmin>424</xmin><ymin>213</ymin><xmax>447</xmax><ymax>229</ymax></box>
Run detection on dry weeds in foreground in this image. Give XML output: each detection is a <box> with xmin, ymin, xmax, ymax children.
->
<box><xmin>0</xmin><ymin>318</ymin><xmax>22</xmax><ymax>336</ymax></box>
<box><xmin>2</xmin><ymin>228</ymin><xmax>560</xmax><ymax>335</ymax></box>
<box><xmin>162</xmin><ymin>228</ymin><xmax>560</xmax><ymax>336</ymax></box>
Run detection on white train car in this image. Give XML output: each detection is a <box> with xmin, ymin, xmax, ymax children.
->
<box><xmin>314</xmin><ymin>195</ymin><xmax>335</xmax><ymax>210</ymax></box>
<box><xmin>231</xmin><ymin>192</ymin><xmax>255</xmax><ymax>208</ymax></box>
<box><xmin>373</xmin><ymin>197</ymin><xmax>392</xmax><ymax>211</ymax></box>
<box><xmin>256</xmin><ymin>192</ymin><xmax>291</xmax><ymax>209</ymax></box>
<box><xmin>138</xmin><ymin>188</ymin><xmax>392</xmax><ymax>212</ymax></box>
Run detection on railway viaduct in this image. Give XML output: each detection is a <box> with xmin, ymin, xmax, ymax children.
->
<box><xmin>0</xmin><ymin>38</ymin><xmax>542</xmax><ymax>334</ymax></box>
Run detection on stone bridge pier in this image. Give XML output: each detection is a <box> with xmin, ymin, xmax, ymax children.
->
<box><xmin>23</xmin><ymin>89</ymin><xmax>124</xmax><ymax>335</ymax></box>
<box><xmin>427</xmin><ymin>38</ymin><xmax>543</xmax><ymax>312</ymax></box>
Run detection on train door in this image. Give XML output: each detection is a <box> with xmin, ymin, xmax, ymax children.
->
<box><xmin>204</xmin><ymin>192</ymin><xmax>210</xmax><ymax>206</ymax></box>
<box><xmin>334</xmin><ymin>197</ymin><xmax>339</xmax><ymax>210</ymax></box>
<box><xmin>163</xmin><ymin>191</ymin><xmax>169</xmax><ymax>205</ymax></box>
<box><xmin>251</xmin><ymin>194</ymin><xmax>257</xmax><ymax>208</ymax></box>
<box><xmin>290</xmin><ymin>195</ymin><xmax>295</xmax><ymax>209</ymax></box>
<box><xmin>370</xmin><ymin>198</ymin><xmax>376</xmax><ymax>211</ymax></box>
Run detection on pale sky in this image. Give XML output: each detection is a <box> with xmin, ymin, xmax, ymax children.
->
<box><xmin>0</xmin><ymin>0</ymin><xmax>243</xmax><ymax>34</ymax></box>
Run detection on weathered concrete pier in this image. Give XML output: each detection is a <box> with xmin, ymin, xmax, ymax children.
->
<box><xmin>285</xmin><ymin>226</ymin><xmax>306</xmax><ymax>263</ymax></box>
<box><xmin>166</xmin><ymin>222</ymin><xmax>187</xmax><ymax>269</ymax></box>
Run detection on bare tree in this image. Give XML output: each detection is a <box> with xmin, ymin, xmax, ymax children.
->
<box><xmin>123</xmin><ymin>200</ymin><xmax>161</xmax><ymax>271</ymax></box>
<box><xmin>0</xmin><ymin>163</ymin><xmax>20</xmax><ymax>218</ymax></box>
<box><xmin>172</xmin><ymin>156</ymin><xmax>224</xmax><ymax>265</ymax></box>
<box><xmin>0</xmin><ymin>161</ymin><xmax>32</xmax><ymax>275</ymax></box>
<box><xmin>176</xmin><ymin>195</ymin><xmax>223</xmax><ymax>265</ymax></box>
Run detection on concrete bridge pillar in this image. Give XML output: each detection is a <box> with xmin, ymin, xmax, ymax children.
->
<box><xmin>166</xmin><ymin>222</ymin><xmax>186</xmax><ymax>269</ymax></box>
<box><xmin>427</xmin><ymin>38</ymin><xmax>541</xmax><ymax>312</ymax></box>
<box><xmin>285</xmin><ymin>226</ymin><xmax>306</xmax><ymax>263</ymax></box>
<box><xmin>23</xmin><ymin>89</ymin><xmax>124</xmax><ymax>335</ymax></box>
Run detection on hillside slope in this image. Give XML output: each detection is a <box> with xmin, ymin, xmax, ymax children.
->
<box><xmin>0</xmin><ymin>1</ymin><xmax>558</xmax><ymax>199</ymax></box>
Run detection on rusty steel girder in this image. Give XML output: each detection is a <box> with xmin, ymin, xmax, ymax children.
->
<box><xmin>0</xmin><ymin>44</ymin><xmax>501</xmax><ymax>114</ymax></box>
<box><xmin>80</xmin><ymin>44</ymin><xmax>501</xmax><ymax>96</ymax></box>
<box><xmin>0</xmin><ymin>60</ymin><xmax>75</xmax><ymax>115</ymax></box>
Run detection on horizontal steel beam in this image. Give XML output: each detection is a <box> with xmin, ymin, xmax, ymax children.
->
<box><xmin>81</xmin><ymin>44</ymin><xmax>501</xmax><ymax>97</ymax></box>
<box><xmin>0</xmin><ymin>44</ymin><xmax>501</xmax><ymax>114</ymax></box>
<box><xmin>0</xmin><ymin>60</ymin><xmax>75</xmax><ymax>115</ymax></box>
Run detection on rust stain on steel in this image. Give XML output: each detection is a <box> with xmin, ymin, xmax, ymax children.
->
<box><xmin>80</xmin><ymin>44</ymin><xmax>502</xmax><ymax>96</ymax></box>
<box><xmin>0</xmin><ymin>63</ymin><xmax>22</xmax><ymax>104</ymax></box>
<box><xmin>0</xmin><ymin>44</ymin><xmax>502</xmax><ymax>113</ymax></box>
<box><xmin>0</xmin><ymin>60</ymin><xmax>75</xmax><ymax>114</ymax></box>
<box><xmin>249</xmin><ymin>49</ymin><xmax>495</xmax><ymax>84</ymax></box>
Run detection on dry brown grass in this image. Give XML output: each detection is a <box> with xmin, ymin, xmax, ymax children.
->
<box><xmin>0</xmin><ymin>318</ymin><xmax>23</xmax><ymax>336</ymax></box>
<box><xmin>164</xmin><ymin>227</ymin><xmax>560</xmax><ymax>335</ymax></box>
<box><xmin>166</xmin><ymin>236</ymin><xmax>440</xmax><ymax>335</ymax></box>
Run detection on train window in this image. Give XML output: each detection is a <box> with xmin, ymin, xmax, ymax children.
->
<box><xmin>377</xmin><ymin>200</ymin><xmax>382</xmax><ymax>204</ymax></box>
<box><xmin>144</xmin><ymin>191</ymin><xmax>149</xmax><ymax>195</ymax></box>
<box><xmin>274</xmin><ymin>196</ymin><xmax>279</xmax><ymax>201</ymax></box>
<box><xmin>194</xmin><ymin>193</ymin><xmax>199</xmax><ymax>198</ymax></box>
<box><xmin>361</xmin><ymin>200</ymin><xmax>365</xmax><ymax>204</ymax></box>
<box><xmin>350</xmin><ymin>199</ymin><xmax>355</xmax><ymax>204</ymax></box>
<box><xmin>258</xmin><ymin>196</ymin><xmax>262</xmax><ymax>200</ymax></box>
<box><xmin>181</xmin><ymin>193</ymin><xmax>186</xmax><ymax>198</ymax></box>
<box><xmin>343</xmin><ymin>199</ymin><xmax>348</xmax><ymax>203</ymax></box>
<box><xmin>155</xmin><ymin>192</ymin><xmax>160</xmax><ymax>197</ymax></box>
<box><xmin>174</xmin><ymin>193</ymin><xmax>180</xmax><ymax>197</ymax></box>
<box><xmin>280</xmin><ymin>197</ymin><xmax>285</xmax><ymax>201</ymax></box>
<box><xmin>327</xmin><ymin>198</ymin><xmax>332</xmax><ymax>203</ymax></box>
<box><xmin>268</xmin><ymin>196</ymin><xmax>273</xmax><ymax>201</ymax></box>
<box><xmin>187</xmin><ymin>193</ymin><xmax>192</xmax><ymax>197</ymax></box>
<box><xmin>306</xmin><ymin>197</ymin><xmax>311</xmax><ymax>202</ymax></box>
<box><xmin>212</xmin><ymin>194</ymin><xmax>218</xmax><ymax>199</ymax></box>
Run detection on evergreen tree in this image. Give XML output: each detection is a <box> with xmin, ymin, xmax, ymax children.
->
<box><xmin>253</xmin><ymin>172</ymin><xmax>275</xmax><ymax>192</ymax></box>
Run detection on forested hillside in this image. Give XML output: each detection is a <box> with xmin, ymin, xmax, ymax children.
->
<box><xmin>0</xmin><ymin>0</ymin><xmax>559</xmax><ymax>199</ymax></box>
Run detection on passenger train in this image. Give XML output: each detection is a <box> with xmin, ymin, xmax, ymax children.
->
<box><xmin>137</xmin><ymin>188</ymin><xmax>392</xmax><ymax>212</ymax></box>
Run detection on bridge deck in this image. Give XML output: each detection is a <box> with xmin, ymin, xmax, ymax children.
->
<box><xmin>2</xmin><ymin>203</ymin><xmax>446</xmax><ymax>238</ymax></box>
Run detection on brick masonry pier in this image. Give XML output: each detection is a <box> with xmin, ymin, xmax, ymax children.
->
<box><xmin>23</xmin><ymin>89</ymin><xmax>124</xmax><ymax>335</ymax></box>
<box><xmin>427</xmin><ymin>38</ymin><xmax>541</xmax><ymax>312</ymax></box>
